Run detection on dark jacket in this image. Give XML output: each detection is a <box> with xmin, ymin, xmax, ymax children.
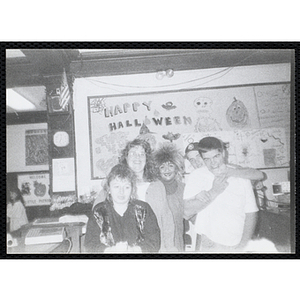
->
<box><xmin>84</xmin><ymin>199</ymin><xmax>160</xmax><ymax>253</ymax></box>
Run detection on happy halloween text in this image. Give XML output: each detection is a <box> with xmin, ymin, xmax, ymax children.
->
<box><xmin>91</xmin><ymin>99</ymin><xmax>192</xmax><ymax>132</ymax></box>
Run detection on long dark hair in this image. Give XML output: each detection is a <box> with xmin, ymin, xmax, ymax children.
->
<box><xmin>9</xmin><ymin>186</ymin><xmax>25</xmax><ymax>206</ymax></box>
<box><xmin>119</xmin><ymin>138</ymin><xmax>158</xmax><ymax>182</ymax></box>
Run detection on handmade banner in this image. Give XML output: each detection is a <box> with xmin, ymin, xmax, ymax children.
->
<box><xmin>88</xmin><ymin>84</ymin><xmax>289</xmax><ymax>178</ymax></box>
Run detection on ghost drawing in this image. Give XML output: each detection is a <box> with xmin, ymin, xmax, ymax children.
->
<box><xmin>194</xmin><ymin>97</ymin><xmax>222</xmax><ymax>132</ymax></box>
<box><xmin>226</xmin><ymin>97</ymin><xmax>249</xmax><ymax>128</ymax></box>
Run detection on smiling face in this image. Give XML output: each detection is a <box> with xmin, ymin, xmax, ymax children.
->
<box><xmin>126</xmin><ymin>146</ymin><xmax>146</xmax><ymax>178</ymax></box>
<box><xmin>109</xmin><ymin>177</ymin><xmax>132</xmax><ymax>206</ymax></box>
<box><xmin>202</xmin><ymin>149</ymin><xmax>225</xmax><ymax>174</ymax></box>
<box><xmin>159</xmin><ymin>161</ymin><xmax>177</xmax><ymax>182</ymax></box>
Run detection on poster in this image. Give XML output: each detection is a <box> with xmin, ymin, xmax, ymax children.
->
<box><xmin>52</xmin><ymin>157</ymin><xmax>75</xmax><ymax>193</ymax></box>
<box><xmin>52</xmin><ymin>158</ymin><xmax>76</xmax><ymax>192</ymax></box>
<box><xmin>88</xmin><ymin>84</ymin><xmax>290</xmax><ymax>178</ymax></box>
<box><xmin>17</xmin><ymin>173</ymin><xmax>51</xmax><ymax>206</ymax></box>
<box><xmin>87</xmin><ymin>86</ymin><xmax>260</xmax><ymax>179</ymax></box>
<box><xmin>234</xmin><ymin>128</ymin><xmax>289</xmax><ymax>168</ymax></box>
<box><xmin>25</xmin><ymin>129</ymin><xmax>49</xmax><ymax>166</ymax></box>
<box><xmin>254</xmin><ymin>83</ymin><xmax>290</xmax><ymax>129</ymax></box>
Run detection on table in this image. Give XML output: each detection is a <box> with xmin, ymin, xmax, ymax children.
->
<box><xmin>7</xmin><ymin>221</ymin><xmax>86</xmax><ymax>254</ymax></box>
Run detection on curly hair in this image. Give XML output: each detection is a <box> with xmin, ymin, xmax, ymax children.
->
<box><xmin>119</xmin><ymin>138</ymin><xmax>158</xmax><ymax>182</ymax></box>
<box><xmin>103</xmin><ymin>164</ymin><xmax>137</xmax><ymax>201</ymax></box>
<box><xmin>153</xmin><ymin>143</ymin><xmax>185</xmax><ymax>176</ymax></box>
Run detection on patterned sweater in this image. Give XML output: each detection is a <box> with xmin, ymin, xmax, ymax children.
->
<box><xmin>84</xmin><ymin>199</ymin><xmax>160</xmax><ymax>253</ymax></box>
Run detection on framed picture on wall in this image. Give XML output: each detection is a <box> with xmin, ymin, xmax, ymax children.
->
<box><xmin>17</xmin><ymin>172</ymin><xmax>51</xmax><ymax>206</ymax></box>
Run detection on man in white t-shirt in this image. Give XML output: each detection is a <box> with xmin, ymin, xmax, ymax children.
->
<box><xmin>183</xmin><ymin>136</ymin><xmax>258</xmax><ymax>252</ymax></box>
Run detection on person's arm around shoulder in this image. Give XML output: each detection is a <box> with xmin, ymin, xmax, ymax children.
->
<box><xmin>184</xmin><ymin>174</ymin><xmax>229</xmax><ymax>220</ymax></box>
<box><xmin>226</xmin><ymin>164</ymin><xmax>265</xmax><ymax>181</ymax></box>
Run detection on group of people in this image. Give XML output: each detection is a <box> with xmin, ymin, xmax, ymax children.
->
<box><xmin>6</xmin><ymin>135</ymin><xmax>264</xmax><ymax>254</ymax></box>
<box><xmin>85</xmin><ymin>136</ymin><xmax>264</xmax><ymax>253</ymax></box>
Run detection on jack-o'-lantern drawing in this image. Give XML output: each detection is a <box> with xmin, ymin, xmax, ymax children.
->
<box><xmin>226</xmin><ymin>97</ymin><xmax>249</xmax><ymax>128</ymax></box>
<box><xmin>34</xmin><ymin>181</ymin><xmax>46</xmax><ymax>197</ymax></box>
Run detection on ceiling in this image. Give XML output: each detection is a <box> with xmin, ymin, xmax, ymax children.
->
<box><xmin>6</xmin><ymin>48</ymin><xmax>294</xmax><ymax>114</ymax></box>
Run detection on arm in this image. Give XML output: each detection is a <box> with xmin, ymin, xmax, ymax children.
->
<box><xmin>184</xmin><ymin>191</ymin><xmax>211</xmax><ymax>220</ymax></box>
<box><xmin>146</xmin><ymin>181</ymin><xmax>176</xmax><ymax>251</ymax></box>
<box><xmin>235</xmin><ymin>212</ymin><xmax>258</xmax><ymax>250</ymax></box>
<box><xmin>226</xmin><ymin>164</ymin><xmax>265</xmax><ymax>181</ymax></box>
<box><xmin>184</xmin><ymin>174</ymin><xmax>229</xmax><ymax>220</ymax></box>
<box><xmin>84</xmin><ymin>211</ymin><xmax>106</xmax><ymax>253</ymax></box>
<box><xmin>140</xmin><ymin>204</ymin><xmax>161</xmax><ymax>253</ymax></box>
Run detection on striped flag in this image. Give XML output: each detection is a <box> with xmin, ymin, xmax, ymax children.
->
<box><xmin>59</xmin><ymin>68</ymin><xmax>71</xmax><ymax>110</ymax></box>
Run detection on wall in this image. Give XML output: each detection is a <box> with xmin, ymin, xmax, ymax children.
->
<box><xmin>73</xmin><ymin>63</ymin><xmax>291</xmax><ymax>198</ymax></box>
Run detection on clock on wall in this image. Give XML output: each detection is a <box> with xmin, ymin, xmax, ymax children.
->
<box><xmin>53</xmin><ymin>131</ymin><xmax>69</xmax><ymax>147</ymax></box>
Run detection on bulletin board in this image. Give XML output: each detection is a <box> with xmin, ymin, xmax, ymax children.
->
<box><xmin>88</xmin><ymin>83</ymin><xmax>291</xmax><ymax>179</ymax></box>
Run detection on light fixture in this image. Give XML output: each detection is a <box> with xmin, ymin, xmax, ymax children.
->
<box><xmin>156</xmin><ymin>70</ymin><xmax>166</xmax><ymax>80</ymax></box>
<box><xmin>6</xmin><ymin>49</ymin><xmax>26</xmax><ymax>58</ymax></box>
<box><xmin>6</xmin><ymin>89</ymin><xmax>37</xmax><ymax>111</ymax></box>
<box><xmin>166</xmin><ymin>69</ymin><xmax>174</xmax><ymax>78</ymax></box>
<box><xmin>156</xmin><ymin>69</ymin><xmax>174</xmax><ymax>80</ymax></box>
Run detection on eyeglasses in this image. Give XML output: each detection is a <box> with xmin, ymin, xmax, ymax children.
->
<box><xmin>128</xmin><ymin>151</ymin><xmax>146</xmax><ymax>159</ymax></box>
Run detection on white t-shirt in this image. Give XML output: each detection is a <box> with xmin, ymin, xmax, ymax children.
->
<box><xmin>7</xmin><ymin>201</ymin><xmax>28</xmax><ymax>231</ymax></box>
<box><xmin>136</xmin><ymin>182</ymin><xmax>151</xmax><ymax>202</ymax></box>
<box><xmin>183</xmin><ymin>166</ymin><xmax>258</xmax><ymax>246</ymax></box>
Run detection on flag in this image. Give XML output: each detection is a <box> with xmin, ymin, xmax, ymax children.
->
<box><xmin>59</xmin><ymin>68</ymin><xmax>71</xmax><ymax>110</ymax></box>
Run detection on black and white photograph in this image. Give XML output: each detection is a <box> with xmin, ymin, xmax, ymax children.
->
<box><xmin>5</xmin><ymin>47</ymin><xmax>296</xmax><ymax>256</ymax></box>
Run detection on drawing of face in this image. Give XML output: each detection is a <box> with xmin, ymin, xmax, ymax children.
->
<box><xmin>194</xmin><ymin>97</ymin><xmax>212</xmax><ymax>113</ymax></box>
<box><xmin>159</xmin><ymin>161</ymin><xmax>177</xmax><ymax>182</ymax></box>
<box><xmin>226</xmin><ymin>99</ymin><xmax>248</xmax><ymax>127</ymax></box>
<box><xmin>109</xmin><ymin>177</ymin><xmax>132</xmax><ymax>206</ymax></box>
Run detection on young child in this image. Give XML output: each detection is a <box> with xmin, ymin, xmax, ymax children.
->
<box><xmin>7</xmin><ymin>187</ymin><xmax>28</xmax><ymax>232</ymax></box>
<box><xmin>84</xmin><ymin>164</ymin><xmax>161</xmax><ymax>253</ymax></box>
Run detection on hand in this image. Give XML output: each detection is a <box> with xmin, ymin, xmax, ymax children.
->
<box><xmin>211</xmin><ymin>174</ymin><xmax>228</xmax><ymax>196</ymax></box>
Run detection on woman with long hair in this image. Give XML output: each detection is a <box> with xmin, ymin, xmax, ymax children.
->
<box><xmin>7</xmin><ymin>186</ymin><xmax>28</xmax><ymax>232</ymax></box>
